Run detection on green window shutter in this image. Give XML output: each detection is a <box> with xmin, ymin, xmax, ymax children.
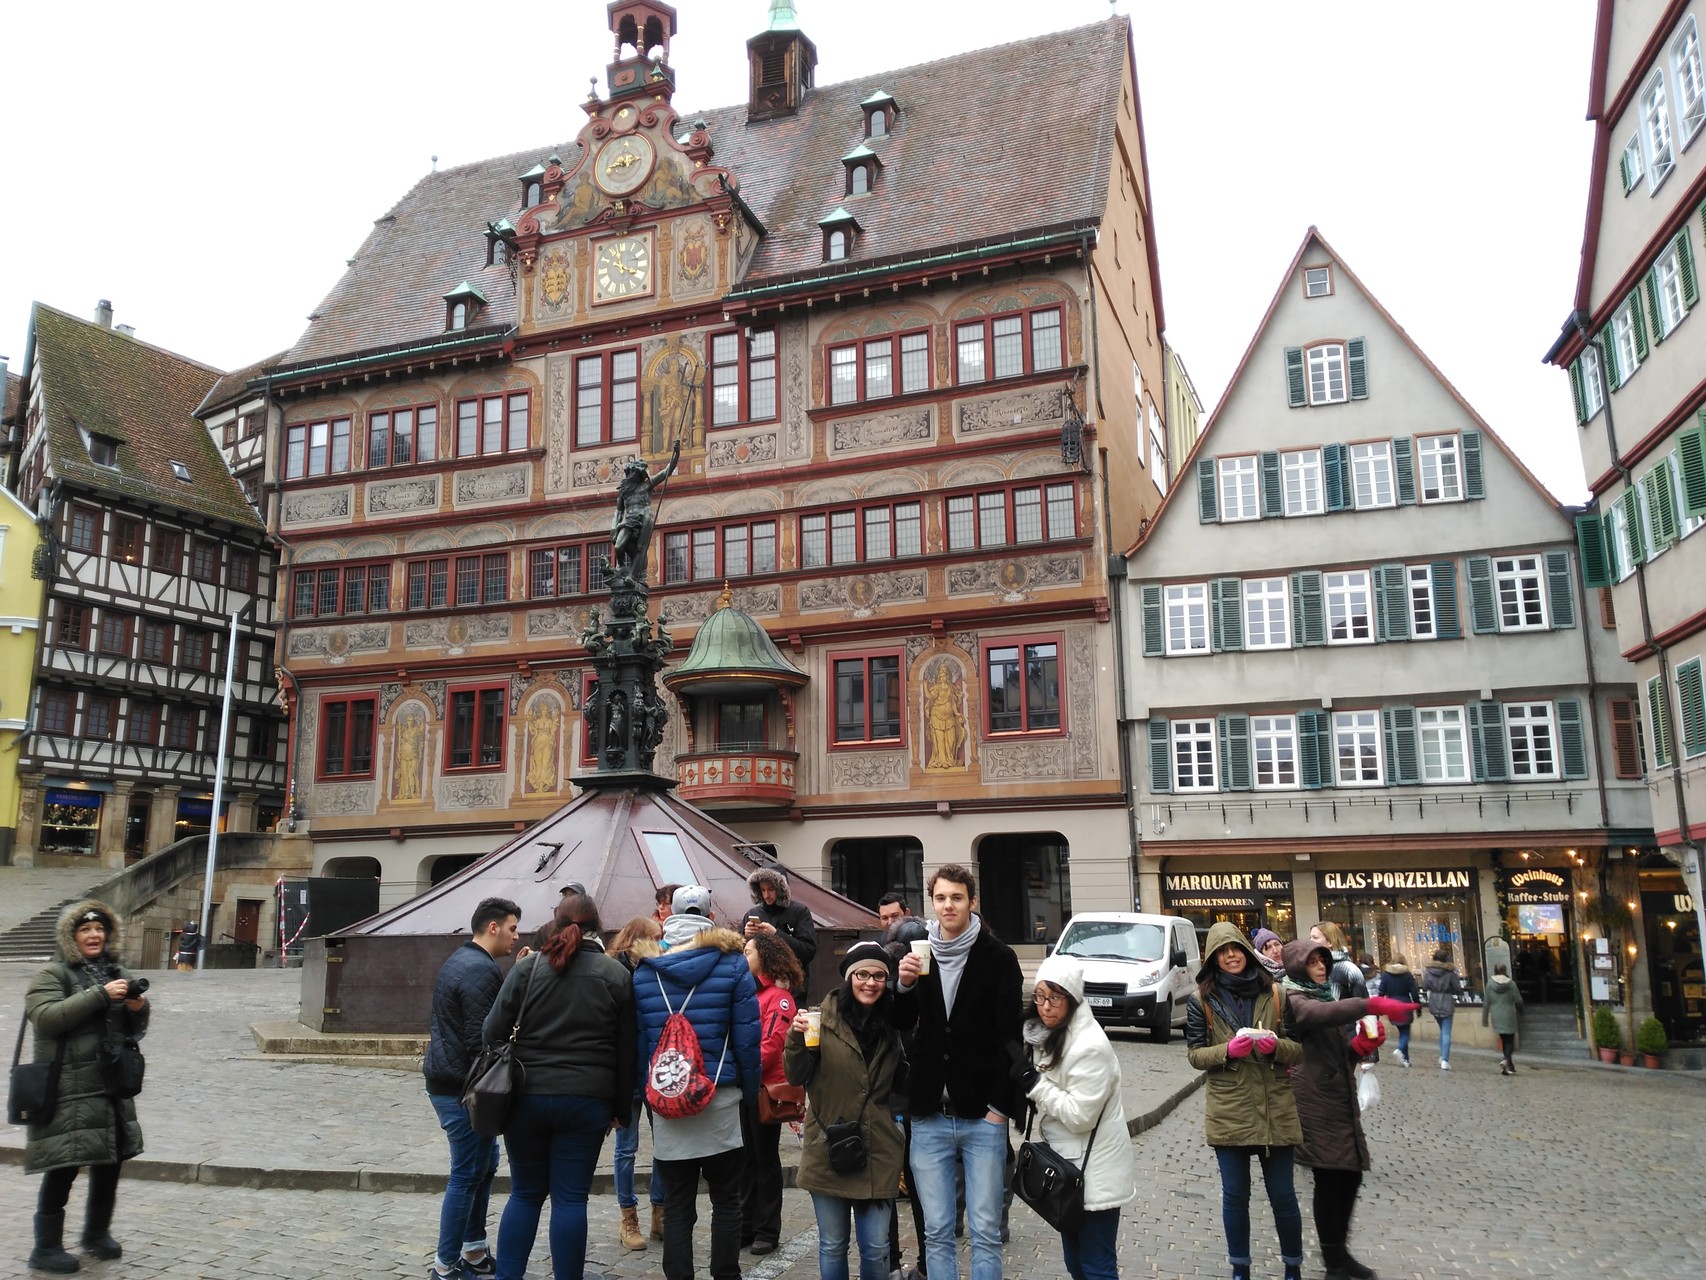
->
<box><xmin>1347</xmin><ymin>337</ymin><xmax>1369</xmax><ymax>400</ymax></box>
<box><xmin>1698</xmin><ymin>195</ymin><xmax>1706</xmax><ymax>246</ymax></box>
<box><xmin>1393</xmin><ymin>437</ymin><xmax>1416</xmax><ymax>504</ymax></box>
<box><xmin>1214</xmin><ymin>577</ymin><xmax>1244</xmax><ymax>652</ymax></box>
<box><xmin>1431</xmin><ymin>560</ymin><xmax>1460</xmax><ymax>638</ymax></box>
<box><xmin>1284</xmin><ymin>347</ymin><xmax>1306</xmax><ymax>408</ymax></box>
<box><xmin>1292</xmin><ymin>571</ymin><xmax>1325</xmax><ymax>646</ymax></box>
<box><xmin>1197</xmin><ymin>458</ymin><xmax>1219</xmax><ymax>523</ymax></box>
<box><xmin>1602</xmin><ymin>324</ymin><xmax>1623</xmax><ymax>390</ymax></box>
<box><xmin>1219</xmin><ymin>713</ymin><xmax>1252</xmax><ymax>791</ymax></box>
<box><xmin>1631</xmin><ymin>288</ymin><xmax>1650</xmax><ymax>362</ymax></box>
<box><xmin>1147</xmin><ymin>718</ymin><xmax>1172</xmax><ymax>794</ymax></box>
<box><xmin>1677</xmin><ymin>657</ymin><xmax>1706</xmax><ymax>757</ymax></box>
<box><xmin>1645</xmin><ymin>269</ymin><xmax>1667</xmax><ymax>344</ymax></box>
<box><xmin>1647</xmin><ymin>676</ymin><xmax>1673</xmax><ymax>767</ymax></box>
<box><xmin>1568</xmin><ymin>360</ymin><xmax>1588</xmax><ymax>424</ymax></box>
<box><xmin>1544</xmin><ymin>550</ymin><xmax>1576</xmax><ymax>629</ymax></box>
<box><xmin>1382</xmin><ymin>705</ymin><xmax>1420</xmax><ymax>784</ymax></box>
<box><xmin>1461</xmin><ymin>428</ymin><xmax>1485</xmax><ymax>499</ymax></box>
<box><xmin>1374</xmin><ymin>563</ymin><xmax>1409</xmax><ymax>642</ymax></box>
<box><xmin>1470</xmin><ymin>700</ymin><xmax>1508</xmax><ymax>781</ymax></box>
<box><xmin>1322</xmin><ymin>443</ymin><xmax>1349</xmax><ymax>512</ymax></box>
<box><xmin>1141</xmin><ymin>583</ymin><xmax>1164</xmax><ymax>657</ymax></box>
<box><xmin>1557</xmin><ymin>698</ymin><xmax>1588</xmax><ymax>780</ymax></box>
<box><xmin>1467</xmin><ymin>555</ymin><xmax>1498</xmax><ymax>633</ymax></box>
<box><xmin>1619</xmin><ymin>487</ymin><xmax>1647</xmax><ymax>565</ymax></box>
<box><xmin>1620</xmin><ymin>150</ymin><xmax>1634</xmax><ymax>192</ymax></box>
<box><xmin>1575</xmin><ymin>514</ymin><xmax>1612</xmax><ymax>588</ymax></box>
<box><xmin>1298</xmin><ymin>709</ymin><xmax>1328</xmax><ymax>790</ymax></box>
<box><xmin>1644</xmin><ymin>459</ymin><xmax>1680</xmax><ymax>549</ymax></box>
<box><xmin>1260</xmin><ymin>451</ymin><xmax>1284</xmax><ymax>518</ymax></box>
<box><xmin>1680</xmin><ymin>232</ymin><xmax>1700</xmax><ymax>308</ymax></box>
<box><xmin>1679</xmin><ymin>420</ymin><xmax>1706</xmax><ymax>517</ymax></box>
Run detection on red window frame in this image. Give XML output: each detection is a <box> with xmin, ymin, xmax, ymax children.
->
<box><xmin>67</xmin><ymin>504</ymin><xmax>101</xmax><ymax>553</ymax></box>
<box><xmin>944</xmin><ymin>481</ymin><xmax>1077</xmax><ymax>552</ymax></box>
<box><xmin>97</xmin><ymin>611</ymin><xmax>132</xmax><ymax>657</ymax></box>
<box><xmin>708</xmin><ymin>327</ymin><xmax>778</xmax><ymax>427</ymax></box>
<box><xmin>454</xmin><ymin>391</ymin><xmax>530</xmax><ymax>458</ymax></box>
<box><xmin>446</xmin><ymin>685</ymin><xmax>507</xmax><ymax>772</ymax></box>
<box><xmin>284</xmin><ymin>417</ymin><xmax>354</xmax><ymax>479</ymax></box>
<box><xmin>981</xmin><ymin>634</ymin><xmax>1064</xmax><ymax>737</ymax></box>
<box><xmin>831</xmin><ymin>649</ymin><xmax>905</xmax><ymax>747</ymax></box>
<box><xmin>953</xmin><ymin>305</ymin><xmax>1064</xmax><ymax>385</ymax></box>
<box><xmin>189</xmin><ymin>537</ymin><xmax>220</xmax><ymax>584</ymax></box>
<box><xmin>248</xmin><ymin>717</ymin><xmax>280</xmax><ymax>761</ymax></box>
<box><xmin>125</xmin><ymin>701</ymin><xmax>160</xmax><ymax>745</ymax></box>
<box><xmin>56</xmin><ymin>602</ymin><xmax>88</xmax><ymax>649</ymax></box>
<box><xmin>153</xmin><ymin>526</ymin><xmax>184</xmax><ymax>573</ymax></box>
<box><xmin>573</xmin><ymin>352</ymin><xmax>640</xmax><ymax>448</ymax></box>
<box><xmin>228</xmin><ymin>551</ymin><xmax>257</xmax><ymax>594</ymax></box>
<box><xmin>140</xmin><ymin>620</ymin><xmax>172</xmax><ymax>664</ymax></box>
<box><xmin>826</xmin><ymin>329</ymin><xmax>930</xmax><ymax>406</ymax></box>
<box><xmin>82</xmin><ymin>695</ymin><xmax>117</xmax><ymax>741</ymax></box>
<box><xmin>662</xmin><ymin>520</ymin><xmax>779</xmax><ymax>584</ymax></box>
<box><xmin>113</xmin><ymin>517</ymin><xmax>144</xmax><ymax>564</ymax></box>
<box><xmin>319</xmin><ymin>695</ymin><xmax>377</xmax><ymax>779</ymax></box>
<box><xmin>40</xmin><ymin>690</ymin><xmax>75</xmax><ymax>735</ymax></box>
<box><xmin>366</xmin><ymin>402</ymin><xmax>440</xmax><ymax>469</ymax></box>
<box><xmin>165</xmin><ymin>707</ymin><xmax>200</xmax><ymax>751</ymax></box>
<box><xmin>800</xmin><ymin>500</ymin><xmax>923</xmax><ymax>570</ymax></box>
<box><xmin>179</xmin><ymin>627</ymin><xmax>213</xmax><ymax>672</ymax></box>
<box><xmin>294</xmin><ymin>561</ymin><xmax>392</xmax><ymax>618</ymax></box>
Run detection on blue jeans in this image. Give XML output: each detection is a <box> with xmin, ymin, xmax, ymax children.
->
<box><xmin>811</xmin><ymin>1193</ymin><xmax>892</xmax><ymax>1280</ymax></box>
<box><xmin>613</xmin><ymin>1100</ymin><xmax>664</xmax><ymax>1210</ymax></box>
<box><xmin>429</xmin><ymin>1091</ymin><xmax>500</xmax><ymax>1270</ymax></box>
<box><xmin>909</xmin><ymin>1113</ymin><xmax>1008</xmax><ymax>1280</ymax></box>
<box><xmin>1396</xmin><ymin>1022</ymin><xmax>1412</xmax><ymax>1058</ymax></box>
<box><xmin>496</xmin><ymin>1093</ymin><xmax>612</xmax><ymax>1280</ymax></box>
<box><xmin>1438</xmin><ymin>1015</ymin><xmax>1454</xmax><ymax>1063</ymax></box>
<box><xmin>1061</xmin><ymin>1207</ymin><xmax>1121</xmax><ymax>1280</ymax></box>
<box><xmin>1213</xmin><ymin>1145</ymin><xmax>1303</xmax><ymax>1268</ymax></box>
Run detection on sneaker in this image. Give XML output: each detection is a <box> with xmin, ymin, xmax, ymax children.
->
<box><xmin>1439</xmin><ymin>1059</ymin><xmax>1451</xmax><ymax>1071</ymax></box>
<box><xmin>461</xmin><ymin>1254</ymin><xmax>495</xmax><ymax>1278</ymax></box>
<box><xmin>429</xmin><ymin>1264</ymin><xmax>462</xmax><ymax>1280</ymax></box>
<box><xmin>1394</xmin><ymin>1050</ymin><xmax>1409</xmax><ymax>1068</ymax></box>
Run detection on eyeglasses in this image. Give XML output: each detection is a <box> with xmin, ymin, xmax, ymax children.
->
<box><xmin>848</xmin><ymin>969</ymin><xmax>889</xmax><ymax>984</ymax></box>
<box><xmin>1033</xmin><ymin>990</ymin><xmax>1068</xmax><ymax>1009</ymax></box>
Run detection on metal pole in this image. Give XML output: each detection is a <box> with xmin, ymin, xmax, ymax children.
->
<box><xmin>197</xmin><ymin>610</ymin><xmax>241</xmax><ymax>971</ymax></box>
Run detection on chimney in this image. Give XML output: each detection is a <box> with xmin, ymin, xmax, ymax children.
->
<box><xmin>115</xmin><ymin>325</ymin><xmax>136</xmax><ymax>339</ymax></box>
<box><xmin>94</xmin><ymin>300</ymin><xmax>113</xmax><ymax>328</ymax></box>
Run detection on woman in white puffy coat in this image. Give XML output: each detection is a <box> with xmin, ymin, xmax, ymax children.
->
<box><xmin>1012</xmin><ymin>953</ymin><xmax>1135</xmax><ymax>1280</ymax></box>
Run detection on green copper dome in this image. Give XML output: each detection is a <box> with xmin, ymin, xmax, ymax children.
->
<box><xmin>664</xmin><ymin>594</ymin><xmax>807</xmax><ymax>695</ymax></box>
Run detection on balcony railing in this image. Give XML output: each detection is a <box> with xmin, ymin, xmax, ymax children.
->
<box><xmin>675</xmin><ymin>747</ymin><xmax>799</xmax><ymax>809</ymax></box>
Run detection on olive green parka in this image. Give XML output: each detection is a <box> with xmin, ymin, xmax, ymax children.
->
<box><xmin>23</xmin><ymin>900</ymin><xmax>149</xmax><ymax>1173</ymax></box>
<box><xmin>784</xmin><ymin>986</ymin><xmax>905</xmax><ymax>1200</ymax></box>
<box><xmin>1185</xmin><ymin>921</ymin><xmax>1302</xmax><ymax>1149</ymax></box>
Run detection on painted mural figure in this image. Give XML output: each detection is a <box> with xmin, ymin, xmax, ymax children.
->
<box><xmin>395</xmin><ymin>710</ymin><xmax>426</xmax><ymax>800</ymax></box>
<box><xmin>649</xmin><ymin>349</ymin><xmax>701</xmax><ymax>453</ymax></box>
<box><xmin>924</xmin><ymin>662</ymin><xmax>966</xmax><ymax>770</ymax></box>
<box><xmin>525</xmin><ymin>702</ymin><xmax>561</xmax><ymax>795</ymax></box>
<box><xmin>610</xmin><ymin>440</ymin><xmax>680</xmax><ymax>586</ymax></box>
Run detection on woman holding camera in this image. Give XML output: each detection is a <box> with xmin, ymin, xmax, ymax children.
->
<box><xmin>785</xmin><ymin>941</ymin><xmax>906</xmax><ymax>1280</ymax></box>
<box><xmin>23</xmin><ymin>900</ymin><xmax>149</xmax><ymax>1274</ymax></box>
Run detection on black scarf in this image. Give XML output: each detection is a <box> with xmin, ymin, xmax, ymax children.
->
<box><xmin>1214</xmin><ymin>967</ymin><xmax>1265</xmax><ymax>1031</ymax></box>
<box><xmin>839</xmin><ymin>985</ymin><xmax>896</xmax><ymax>1061</ymax></box>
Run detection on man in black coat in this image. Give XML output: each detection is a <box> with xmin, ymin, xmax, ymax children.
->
<box><xmin>894</xmin><ymin>864</ymin><xmax>1022</xmax><ymax>1280</ymax></box>
<box><xmin>422</xmin><ymin>897</ymin><xmax>520</xmax><ymax>1280</ymax></box>
<box><xmin>739</xmin><ymin>867</ymin><xmax>817</xmax><ymax>970</ymax></box>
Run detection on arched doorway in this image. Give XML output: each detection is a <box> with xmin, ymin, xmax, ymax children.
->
<box><xmin>830</xmin><ymin>837</ymin><xmax>924</xmax><ymax>915</ymax></box>
<box><xmin>429</xmin><ymin>853</ymin><xmax>482</xmax><ymax>887</ymax></box>
<box><xmin>976</xmin><ymin>832</ymin><xmax>1071</xmax><ymax>945</ymax></box>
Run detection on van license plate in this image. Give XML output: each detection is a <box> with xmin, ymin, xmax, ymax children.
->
<box><xmin>1087</xmin><ymin>996</ymin><xmax>1113</xmax><ymax>1008</ymax></box>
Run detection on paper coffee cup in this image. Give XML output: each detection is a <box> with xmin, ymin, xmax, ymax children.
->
<box><xmin>910</xmin><ymin>939</ymin><xmax>932</xmax><ymax>975</ymax></box>
<box><xmin>804</xmin><ymin>1009</ymin><xmax>821</xmax><ymax>1048</ymax></box>
<box><xmin>1360</xmin><ymin>1015</ymin><xmax>1380</xmax><ymax>1037</ymax></box>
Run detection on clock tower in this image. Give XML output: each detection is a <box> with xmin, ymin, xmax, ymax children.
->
<box><xmin>607</xmin><ymin>1</ymin><xmax>678</xmax><ymax>102</ymax></box>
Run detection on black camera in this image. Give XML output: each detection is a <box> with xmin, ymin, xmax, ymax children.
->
<box><xmin>121</xmin><ymin>978</ymin><xmax>150</xmax><ymax>1000</ymax></box>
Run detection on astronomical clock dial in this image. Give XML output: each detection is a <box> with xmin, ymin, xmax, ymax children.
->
<box><xmin>594</xmin><ymin>133</ymin><xmax>655</xmax><ymax>196</ymax></box>
<box><xmin>594</xmin><ymin>235</ymin><xmax>652</xmax><ymax>301</ymax></box>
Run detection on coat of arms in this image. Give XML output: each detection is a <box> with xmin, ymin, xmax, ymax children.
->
<box><xmin>541</xmin><ymin>249</ymin><xmax>570</xmax><ymax>309</ymax></box>
<box><xmin>679</xmin><ymin>225</ymin><xmax>709</xmax><ymax>284</ymax></box>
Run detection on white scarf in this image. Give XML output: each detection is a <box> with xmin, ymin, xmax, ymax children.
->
<box><xmin>928</xmin><ymin>914</ymin><xmax>980</xmax><ymax>1016</ymax></box>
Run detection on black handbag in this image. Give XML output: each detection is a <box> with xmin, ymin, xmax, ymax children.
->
<box><xmin>98</xmin><ymin>1038</ymin><xmax>146</xmax><ymax>1099</ymax></box>
<box><xmin>820</xmin><ymin>1040</ymin><xmax>887</xmax><ymax>1174</ymax></box>
<box><xmin>1013</xmin><ymin>1078</ymin><xmax>1109</xmax><ymax>1234</ymax></box>
<box><xmin>8</xmin><ymin>1017</ymin><xmax>66</xmax><ymax>1126</ymax></box>
<box><xmin>461</xmin><ymin>953</ymin><xmax>543</xmax><ymax>1137</ymax></box>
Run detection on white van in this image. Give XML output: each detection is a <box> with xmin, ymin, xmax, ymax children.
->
<box><xmin>1051</xmin><ymin>912</ymin><xmax>1201</xmax><ymax>1042</ymax></box>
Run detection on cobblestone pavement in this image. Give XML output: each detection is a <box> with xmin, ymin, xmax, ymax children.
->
<box><xmin>3</xmin><ymin>964</ymin><xmax>1703</xmax><ymax>1278</ymax></box>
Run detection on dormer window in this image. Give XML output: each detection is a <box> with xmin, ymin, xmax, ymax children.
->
<box><xmin>486</xmin><ymin>219</ymin><xmax>515</xmax><ymax>267</ymax></box>
<box><xmin>861</xmin><ymin>89</ymin><xmax>898</xmax><ymax>139</ymax></box>
<box><xmin>842</xmin><ymin>145</ymin><xmax>880</xmax><ymax>196</ymax></box>
<box><xmin>89</xmin><ymin>435</ymin><xmax>118</xmax><ymax>467</ymax></box>
<box><xmin>819</xmin><ymin>207</ymin><xmax>861</xmax><ymax>263</ymax></box>
<box><xmin>443</xmin><ymin>281</ymin><xmax>488</xmax><ymax>332</ymax></box>
<box><xmin>519</xmin><ymin>163</ymin><xmax>546</xmax><ymax>209</ymax></box>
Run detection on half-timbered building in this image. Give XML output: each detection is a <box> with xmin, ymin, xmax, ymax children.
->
<box><xmin>264</xmin><ymin>3</ymin><xmax>1171</xmax><ymax>937</ymax></box>
<box><xmin>2</xmin><ymin>302</ymin><xmax>287</xmax><ymax>867</ymax></box>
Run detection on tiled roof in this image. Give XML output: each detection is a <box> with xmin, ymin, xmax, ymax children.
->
<box><xmin>30</xmin><ymin>304</ymin><xmax>260</xmax><ymax>530</ymax></box>
<box><xmin>3</xmin><ymin>371</ymin><xmax>20</xmax><ymax>422</ymax></box>
<box><xmin>196</xmin><ymin>349</ymin><xmax>289</xmax><ymax>419</ymax></box>
<box><xmin>285</xmin><ymin>16</ymin><xmax>1126</xmax><ymax>366</ymax></box>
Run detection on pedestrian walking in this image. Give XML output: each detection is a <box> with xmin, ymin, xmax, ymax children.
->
<box><xmin>423</xmin><ymin>896</ymin><xmax>521</xmax><ymax>1279</ymax></box>
<box><xmin>741</xmin><ymin>932</ymin><xmax>803</xmax><ymax>1255</ymax></box>
<box><xmin>1375</xmin><ymin>954</ymin><xmax>1419</xmax><ymax>1067</ymax></box>
<box><xmin>482</xmin><ymin>891</ymin><xmax>636</xmax><ymax>1280</ymax></box>
<box><xmin>1482</xmin><ymin>964</ymin><xmax>1524</xmax><ymax>1075</ymax></box>
<box><xmin>785</xmin><ymin>940</ymin><xmax>907</xmax><ymax>1280</ymax></box>
<box><xmin>1281</xmin><ymin>939</ymin><xmax>1420</xmax><ymax>1280</ymax></box>
<box><xmin>894</xmin><ymin>863</ymin><xmax>1023</xmax><ymax>1280</ymax></box>
<box><xmin>22</xmin><ymin>901</ymin><xmax>150</xmax><ymax>1274</ymax></box>
<box><xmin>1421</xmin><ymin>946</ymin><xmax>1464</xmax><ymax>1070</ymax></box>
<box><xmin>1186</xmin><ymin>921</ymin><xmax>1304</xmax><ymax>1280</ymax></box>
<box><xmin>1012</xmin><ymin>954</ymin><xmax>1134</xmax><ymax>1280</ymax></box>
<box><xmin>171</xmin><ymin>921</ymin><xmax>203</xmax><ymax>972</ymax></box>
<box><xmin>633</xmin><ymin>885</ymin><xmax>761</xmax><ymax>1280</ymax></box>
<box><xmin>1252</xmin><ymin>928</ymin><xmax>1287</xmax><ymax>980</ymax></box>
<box><xmin>607</xmin><ymin>916</ymin><xmax>667</xmax><ymax>1250</ymax></box>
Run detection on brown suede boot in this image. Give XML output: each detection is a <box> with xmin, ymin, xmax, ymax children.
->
<box><xmin>650</xmin><ymin>1203</ymin><xmax>666</xmax><ymax>1241</ymax></box>
<box><xmin>620</xmin><ymin>1206</ymin><xmax>646</xmax><ymax>1251</ymax></box>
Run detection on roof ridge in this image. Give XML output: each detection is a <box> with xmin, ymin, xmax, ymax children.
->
<box><xmin>32</xmin><ymin>301</ymin><xmax>226</xmax><ymax>377</ymax></box>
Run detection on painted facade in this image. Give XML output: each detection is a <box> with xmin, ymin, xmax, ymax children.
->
<box><xmin>0</xmin><ymin>482</ymin><xmax>44</xmax><ymax>863</ymax></box>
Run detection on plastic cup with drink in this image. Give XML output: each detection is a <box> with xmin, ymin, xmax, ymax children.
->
<box><xmin>909</xmin><ymin>938</ymin><xmax>932</xmax><ymax>975</ymax></box>
<box><xmin>804</xmin><ymin>1009</ymin><xmax>822</xmax><ymax>1048</ymax></box>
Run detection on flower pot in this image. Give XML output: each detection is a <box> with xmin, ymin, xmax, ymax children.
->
<box><xmin>1618</xmin><ymin>1050</ymin><xmax>1637</xmax><ymax>1066</ymax></box>
<box><xmin>1598</xmin><ymin>1047</ymin><xmax>1619</xmax><ymax>1063</ymax></box>
<box><xmin>1643</xmin><ymin>1053</ymin><xmax>1662</xmax><ymax>1069</ymax></box>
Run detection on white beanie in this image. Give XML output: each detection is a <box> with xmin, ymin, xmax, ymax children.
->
<box><xmin>1034</xmin><ymin>953</ymin><xmax>1086</xmax><ymax>1003</ymax></box>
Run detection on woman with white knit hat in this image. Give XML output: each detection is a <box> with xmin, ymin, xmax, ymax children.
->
<box><xmin>1009</xmin><ymin>953</ymin><xmax>1135</xmax><ymax>1280</ymax></box>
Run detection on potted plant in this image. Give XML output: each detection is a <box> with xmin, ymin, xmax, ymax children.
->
<box><xmin>1591</xmin><ymin>1004</ymin><xmax>1621</xmax><ymax>1063</ymax></box>
<box><xmin>1636</xmin><ymin>1016</ymin><xmax>1668</xmax><ymax>1069</ymax></box>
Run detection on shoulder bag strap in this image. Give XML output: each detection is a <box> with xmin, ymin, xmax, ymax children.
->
<box><xmin>507</xmin><ymin>952</ymin><xmax>546</xmax><ymax>1045</ymax></box>
<box><xmin>15</xmin><ymin>970</ymin><xmax>74</xmax><ymax>1073</ymax></box>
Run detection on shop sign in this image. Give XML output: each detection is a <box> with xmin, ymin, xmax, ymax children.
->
<box><xmin>1163</xmin><ymin>871</ymin><xmax>1292</xmax><ymax>908</ymax></box>
<box><xmin>1497</xmin><ymin>867</ymin><xmax>1571</xmax><ymax>904</ymax></box>
<box><xmin>1320</xmin><ymin>869</ymin><xmax>1471</xmax><ymax>892</ymax></box>
<box><xmin>45</xmin><ymin>789</ymin><xmax>102</xmax><ymax>809</ymax></box>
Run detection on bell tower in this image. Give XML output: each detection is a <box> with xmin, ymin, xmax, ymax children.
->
<box><xmin>747</xmin><ymin>0</ymin><xmax>817</xmax><ymax>121</ymax></box>
<box><xmin>607</xmin><ymin>1</ymin><xmax>678</xmax><ymax>102</ymax></box>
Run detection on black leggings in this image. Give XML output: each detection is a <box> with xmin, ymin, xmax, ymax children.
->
<box><xmin>1310</xmin><ymin>1166</ymin><xmax>1363</xmax><ymax>1247</ymax></box>
<box><xmin>38</xmin><ymin>1162</ymin><xmax>120</xmax><ymax>1220</ymax></box>
<box><xmin>1498</xmin><ymin>1033</ymin><xmax>1516</xmax><ymax>1066</ymax></box>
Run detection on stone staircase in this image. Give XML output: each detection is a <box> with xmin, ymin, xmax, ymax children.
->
<box><xmin>1520</xmin><ymin>1002</ymin><xmax>1585</xmax><ymax>1055</ymax></box>
<box><xmin>0</xmin><ymin>899</ymin><xmax>77</xmax><ymax>963</ymax></box>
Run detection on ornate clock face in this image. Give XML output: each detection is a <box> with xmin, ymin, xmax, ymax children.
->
<box><xmin>594</xmin><ymin>235</ymin><xmax>652</xmax><ymax>300</ymax></box>
<box><xmin>594</xmin><ymin>134</ymin><xmax>655</xmax><ymax>196</ymax></box>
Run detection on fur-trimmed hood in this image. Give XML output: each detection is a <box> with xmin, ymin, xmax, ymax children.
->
<box><xmin>55</xmin><ymin>899</ymin><xmax>122</xmax><ymax>965</ymax></box>
<box><xmin>673</xmin><ymin>925</ymin><xmax>748</xmax><ymax>956</ymax></box>
<box><xmin>748</xmin><ymin>867</ymin><xmax>793</xmax><ymax>908</ymax></box>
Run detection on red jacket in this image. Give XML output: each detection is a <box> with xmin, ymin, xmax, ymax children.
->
<box><xmin>756</xmin><ymin>975</ymin><xmax>796</xmax><ymax>1086</ymax></box>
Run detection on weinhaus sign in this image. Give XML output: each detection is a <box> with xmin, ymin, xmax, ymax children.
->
<box><xmin>1496</xmin><ymin>867</ymin><xmax>1571</xmax><ymax>905</ymax></box>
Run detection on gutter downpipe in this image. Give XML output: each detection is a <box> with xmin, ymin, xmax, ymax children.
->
<box><xmin>262</xmin><ymin>372</ymin><xmax>303</xmax><ymax>835</ymax></box>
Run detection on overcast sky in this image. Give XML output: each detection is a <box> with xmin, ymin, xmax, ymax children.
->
<box><xmin>0</xmin><ymin>1</ymin><xmax>1596</xmax><ymax>498</ymax></box>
